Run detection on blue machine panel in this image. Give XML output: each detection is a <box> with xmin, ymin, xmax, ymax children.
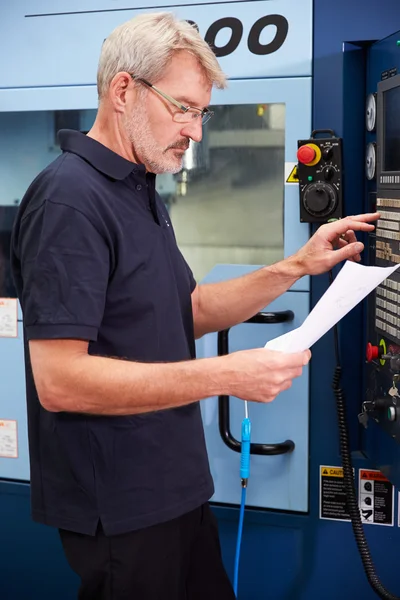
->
<box><xmin>200</xmin><ymin>276</ymin><xmax>309</xmax><ymax>511</ymax></box>
<box><xmin>0</xmin><ymin>1</ymin><xmax>312</xmax><ymax>90</ymax></box>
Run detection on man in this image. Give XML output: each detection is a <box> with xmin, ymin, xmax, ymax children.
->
<box><xmin>10</xmin><ymin>11</ymin><xmax>378</xmax><ymax>600</ymax></box>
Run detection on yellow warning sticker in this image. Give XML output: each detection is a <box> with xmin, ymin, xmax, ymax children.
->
<box><xmin>321</xmin><ymin>466</ymin><xmax>344</xmax><ymax>478</ymax></box>
<box><xmin>320</xmin><ymin>465</ymin><xmax>350</xmax><ymax>521</ymax></box>
<box><xmin>286</xmin><ymin>165</ymin><xmax>299</xmax><ymax>183</ymax></box>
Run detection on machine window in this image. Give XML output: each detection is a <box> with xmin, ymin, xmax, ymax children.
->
<box><xmin>158</xmin><ymin>103</ymin><xmax>285</xmax><ymax>281</ymax></box>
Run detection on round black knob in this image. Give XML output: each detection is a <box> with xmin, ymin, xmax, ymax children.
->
<box><xmin>303</xmin><ymin>183</ymin><xmax>337</xmax><ymax>217</ymax></box>
<box><xmin>322</xmin><ymin>147</ymin><xmax>333</xmax><ymax>160</ymax></box>
<box><xmin>323</xmin><ymin>167</ymin><xmax>335</xmax><ymax>181</ymax></box>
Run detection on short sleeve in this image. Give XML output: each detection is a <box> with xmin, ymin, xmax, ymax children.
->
<box><xmin>185</xmin><ymin>261</ymin><xmax>197</xmax><ymax>293</ymax></box>
<box><xmin>18</xmin><ymin>199</ymin><xmax>110</xmax><ymax>341</ymax></box>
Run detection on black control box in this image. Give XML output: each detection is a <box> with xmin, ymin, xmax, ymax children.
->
<box><xmin>297</xmin><ymin>130</ymin><xmax>343</xmax><ymax>223</ymax></box>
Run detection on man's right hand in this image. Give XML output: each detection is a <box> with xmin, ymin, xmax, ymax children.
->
<box><xmin>225</xmin><ymin>348</ymin><xmax>311</xmax><ymax>404</ymax></box>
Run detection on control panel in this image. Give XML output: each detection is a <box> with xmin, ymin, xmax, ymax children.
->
<box><xmin>364</xmin><ymin>190</ymin><xmax>400</xmax><ymax>439</ymax></box>
<box><xmin>359</xmin><ymin>75</ymin><xmax>400</xmax><ymax>443</ymax></box>
<box><xmin>364</xmin><ymin>74</ymin><xmax>400</xmax><ymax>442</ymax></box>
<box><xmin>297</xmin><ymin>129</ymin><xmax>343</xmax><ymax>223</ymax></box>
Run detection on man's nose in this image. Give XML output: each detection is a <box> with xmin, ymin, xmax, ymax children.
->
<box><xmin>180</xmin><ymin>118</ymin><xmax>203</xmax><ymax>143</ymax></box>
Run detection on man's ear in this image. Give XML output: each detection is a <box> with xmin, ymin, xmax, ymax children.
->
<box><xmin>108</xmin><ymin>72</ymin><xmax>134</xmax><ymax>113</ymax></box>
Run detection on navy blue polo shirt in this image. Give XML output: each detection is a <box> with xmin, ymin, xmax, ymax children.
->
<box><xmin>10</xmin><ymin>129</ymin><xmax>214</xmax><ymax>536</ymax></box>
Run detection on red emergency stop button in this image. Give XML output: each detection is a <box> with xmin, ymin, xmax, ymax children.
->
<box><xmin>297</xmin><ymin>143</ymin><xmax>322</xmax><ymax>166</ymax></box>
<box><xmin>297</xmin><ymin>145</ymin><xmax>316</xmax><ymax>164</ymax></box>
<box><xmin>366</xmin><ymin>342</ymin><xmax>379</xmax><ymax>362</ymax></box>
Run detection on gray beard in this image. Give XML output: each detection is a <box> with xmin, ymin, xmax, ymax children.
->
<box><xmin>123</xmin><ymin>108</ymin><xmax>184</xmax><ymax>174</ymax></box>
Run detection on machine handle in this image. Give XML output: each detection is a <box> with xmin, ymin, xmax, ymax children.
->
<box><xmin>244</xmin><ymin>310</ymin><xmax>294</xmax><ymax>325</ymax></box>
<box><xmin>311</xmin><ymin>128</ymin><xmax>335</xmax><ymax>138</ymax></box>
<box><xmin>217</xmin><ymin>310</ymin><xmax>295</xmax><ymax>456</ymax></box>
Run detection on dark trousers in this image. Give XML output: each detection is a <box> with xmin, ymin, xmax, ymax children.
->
<box><xmin>59</xmin><ymin>503</ymin><xmax>236</xmax><ymax>600</ymax></box>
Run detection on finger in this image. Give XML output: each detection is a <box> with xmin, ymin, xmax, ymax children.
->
<box><xmin>337</xmin><ymin>239</ymin><xmax>361</xmax><ymax>262</ymax></box>
<box><xmin>322</xmin><ymin>214</ymin><xmax>379</xmax><ymax>241</ymax></box>
<box><xmin>346</xmin><ymin>212</ymin><xmax>380</xmax><ymax>222</ymax></box>
<box><xmin>334</xmin><ymin>236</ymin><xmax>349</xmax><ymax>250</ymax></box>
<box><xmin>337</xmin><ymin>238</ymin><xmax>348</xmax><ymax>248</ymax></box>
<box><xmin>337</xmin><ymin>232</ymin><xmax>361</xmax><ymax>261</ymax></box>
<box><xmin>344</xmin><ymin>221</ymin><xmax>376</xmax><ymax>232</ymax></box>
<box><xmin>331</xmin><ymin>241</ymin><xmax>364</xmax><ymax>263</ymax></box>
<box><xmin>324</xmin><ymin>220</ymin><xmax>375</xmax><ymax>243</ymax></box>
<box><xmin>276</xmin><ymin>349</ymin><xmax>311</xmax><ymax>368</ymax></box>
<box><xmin>343</xmin><ymin>229</ymin><xmax>358</xmax><ymax>245</ymax></box>
<box><xmin>276</xmin><ymin>367</ymin><xmax>304</xmax><ymax>382</ymax></box>
<box><xmin>279</xmin><ymin>380</ymin><xmax>293</xmax><ymax>393</ymax></box>
<box><xmin>345</xmin><ymin>231</ymin><xmax>361</xmax><ymax>261</ymax></box>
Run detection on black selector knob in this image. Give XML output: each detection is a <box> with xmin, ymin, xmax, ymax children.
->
<box><xmin>322</xmin><ymin>147</ymin><xmax>333</xmax><ymax>160</ymax></box>
<box><xmin>323</xmin><ymin>166</ymin><xmax>335</xmax><ymax>181</ymax></box>
<box><xmin>303</xmin><ymin>183</ymin><xmax>337</xmax><ymax>217</ymax></box>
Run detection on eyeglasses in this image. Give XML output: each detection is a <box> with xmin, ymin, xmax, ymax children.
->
<box><xmin>130</xmin><ymin>75</ymin><xmax>214</xmax><ymax>125</ymax></box>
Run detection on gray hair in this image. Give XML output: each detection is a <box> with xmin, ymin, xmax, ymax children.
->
<box><xmin>97</xmin><ymin>12</ymin><xmax>227</xmax><ymax>98</ymax></box>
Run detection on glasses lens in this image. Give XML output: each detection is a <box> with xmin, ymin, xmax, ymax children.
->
<box><xmin>202</xmin><ymin>111</ymin><xmax>213</xmax><ymax>125</ymax></box>
<box><xmin>174</xmin><ymin>109</ymin><xmax>213</xmax><ymax>125</ymax></box>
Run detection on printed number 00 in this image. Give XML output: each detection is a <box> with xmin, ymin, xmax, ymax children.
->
<box><xmin>187</xmin><ymin>15</ymin><xmax>289</xmax><ymax>57</ymax></box>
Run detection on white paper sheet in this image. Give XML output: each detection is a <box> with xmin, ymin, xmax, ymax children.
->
<box><xmin>265</xmin><ymin>261</ymin><xmax>400</xmax><ymax>354</ymax></box>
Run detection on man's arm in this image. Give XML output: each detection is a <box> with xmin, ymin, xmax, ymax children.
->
<box><xmin>192</xmin><ymin>256</ymin><xmax>302</xmax><ymax>339</ymax></box>
<box><xmin>192</xmin><ymin>213</ymin><xmax>379</xmax><ymax>338</ymax></box>
<box><xmin>29</xmin><ymin>339</ymin><xmax>310</xmax><ymax>415</ymax></box>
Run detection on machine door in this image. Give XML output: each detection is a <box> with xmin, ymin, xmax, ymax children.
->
<box><xmin>166</xmin><ymin>77</ymin><xmax>312</xmax><ymax>512</ymax></box>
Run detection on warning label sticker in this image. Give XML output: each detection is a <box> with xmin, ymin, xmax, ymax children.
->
<box><xmin>320</xmin><ymin>465</ymin><xmax>351</xmax><ymax>522</ymax></box>
<box><xmin>284</xmin><ymin>162</ymin><xmax>299</xmax><ymax>184</ymax></box>
<box><xmin>0</xmin><ymin>298</ymin><xmax>18</xmax><ymax>338</ymax></box>
<box><xmin>0</xmin><ymin>419</ymin><xmax>18</xmax><ymax>458</ymax></box>
<box><xmin>359</xmin><ymin>469</ymin><xmax>394</xmax><ymax>526</ymax></box>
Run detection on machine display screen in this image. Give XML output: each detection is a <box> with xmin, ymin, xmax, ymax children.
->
<box><xmin>384</xmin><ymin>85</ymin><xmax>400</xmax><ymax>171</ymax></box>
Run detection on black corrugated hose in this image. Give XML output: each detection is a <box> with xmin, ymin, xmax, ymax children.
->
<box><xmin>330</xmin><ymin>269</ymin><xmax>399</xmax><ymax>598</ymax></box>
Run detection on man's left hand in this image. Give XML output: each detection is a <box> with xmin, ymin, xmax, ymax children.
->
<box><xmin>295</xmin><ymin>213</ymin><xmax>380</xmax><ymax>276</ymax></box>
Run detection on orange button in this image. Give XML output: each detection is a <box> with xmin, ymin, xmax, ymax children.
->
<box><xmin>297</xmin><ymin>145</ymin><xmax>316</xmax><ymax>164</ymax></box>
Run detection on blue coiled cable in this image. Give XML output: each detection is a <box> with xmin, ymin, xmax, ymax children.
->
<box><xmin>233</xmin><ymin>411</ymin><xmax>251</xmax><ymax>597</ymax></box>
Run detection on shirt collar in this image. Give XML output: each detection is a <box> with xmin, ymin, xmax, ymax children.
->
<box><xmin>58</xmin><ymin>129</ymin><xmax>146</xmax><ymax>180</ymax></box>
